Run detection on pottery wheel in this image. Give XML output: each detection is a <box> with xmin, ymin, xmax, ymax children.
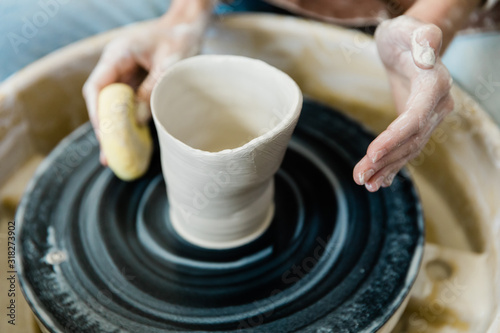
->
<box><xmin>17</xmin><ymin>99</ymin><xmax>424</xmax><ymax>333</ymax></box>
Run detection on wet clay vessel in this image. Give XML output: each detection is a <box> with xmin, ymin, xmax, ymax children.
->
<box><xmin>151</xmin><ymin>55</ymin><xmax>302</xmax><ymax>249</ymax></box>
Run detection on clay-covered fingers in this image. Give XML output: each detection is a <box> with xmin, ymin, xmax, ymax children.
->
<box><xmin>410</xmin><ymin>23</ymin><xmax>442</xmax><ymax>69</ymax></box>
<box><xmin>82</xmin><ymin>40</ymin><xmax>139</xmax><ymax>165</ymax></box>
<box><xmin>362</xmin><ymin>114</ymin><xmax>442</xmax><ymax>193</ymax></box>
<box><xmin>354</xmin><ymin>72</ymin><xmax>453</xmax><ymax>191</ymax></box>
<box><xmin>356</xmin><ymin>126</ymin><xmax>433</xmax><ymax>192</ymax></box>
<box><xmin>354</xmin><ymin>92</ymin><xmax>454</xmax><ymax>191</ymax></box>
<box><xmin>366</xmin><ymin>70</ymin><xmax>448</xmax><ymax>160</ymax></box>
<box><xmin>364</xmin><ymin>159</ymin><xmax>408</xmax><ymax>192</ymax></box>
<box><xmin>83</xmin><ymin>40</ymin><xmax>138</xmax><ymax>127</ymax></box>
<box><xmin>354</xmin><ymin>133</ymin><xmax>421</xmax><ymax>184</ymax></box>
<box><xmin>135</xmin><ymin>63</ymin><xmax>169</xmax><ymax>124</ymax></box>
<box><xmin>375</xmin><ymin>16</ymin><xmax>442</xmax><ymax>70</ymax></box>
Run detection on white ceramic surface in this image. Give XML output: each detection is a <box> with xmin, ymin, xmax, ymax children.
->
<box><xmin>151</xmin><ymin>55</ymin><xmax>302</xmax><ymax>249</ymax></box>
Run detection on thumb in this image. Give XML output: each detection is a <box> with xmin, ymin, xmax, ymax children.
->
<box><xmin>411</xmin><ymin>23</ymin><xmax>442</xmax><ymax>70</ymax></box>
<box><xmin>136</xmin><ymin>54</ymin><xmax>184</xmax><ymax>124</ymax></box>
<box><xmin>135</xmin><ymin>69</ymin><xmax>160</xmax><ymax>125</ymax></box>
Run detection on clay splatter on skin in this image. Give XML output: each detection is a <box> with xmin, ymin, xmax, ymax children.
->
<box><xmin>411</xmin><ymin>26</ymin><xmax>436</xmax><ymax>68</ymax></box>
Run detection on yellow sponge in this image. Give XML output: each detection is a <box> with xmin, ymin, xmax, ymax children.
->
<box><xmin>98</xmin><ymin>83</ymin><xmax>152</xmax><ymax>181</ymax></box>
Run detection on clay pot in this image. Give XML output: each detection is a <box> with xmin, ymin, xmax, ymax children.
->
<box><xmin>151</xmin><ymin>55</ymin><xmax>302</xmax><ymax>249</ymax></box>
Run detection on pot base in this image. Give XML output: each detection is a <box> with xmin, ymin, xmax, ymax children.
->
<box><xmin>17</xmin><ymin>99</ymin><xmax>424</xmax><ymax>332</ymax></box>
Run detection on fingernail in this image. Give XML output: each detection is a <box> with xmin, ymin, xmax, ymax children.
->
<box><xmin>136</xmin><ymin>101</ymin><xmax>150</xmax><ymax>125</ymax></box>
<box><xmin>429</xmin><ymin>111</ymin><xmax>439</xmax><ymax>124</ymax></box>
<box><xmin>421</xmin><ymin>49</ymin><xmax>436</xmax><ymax>67</ymax></box>
<box><xmin>372</xmin><ymin>150</ymin><xmax>386</xmax><ymax>163</ymax></box>
<box><xmin>365</xmin><ymin>177</ymin><xmax>385</xmax><ymax>192</ymax></box>
<box><xmin>359</xmin><ymin>169</ymin><xmax>375</xmax><ymax>185</ymax></box>
<box><xmin>411</xmin><ymin>27</ymin><xmax>436</xmax><ymax>67</ymax></box>
<box><xmin>375</xmin><ymin>177</ymin><xmax>385</xmax><ymax>190</ymax></box>
<box><xmin>99</xmin><ymin>151</ymin><xmax>107</xmax><ymax>166</ymax></box>
<box><xmin>382</xmin><ymin>173</ymin><xmax>396</xmax><ymax>187</ymax></box>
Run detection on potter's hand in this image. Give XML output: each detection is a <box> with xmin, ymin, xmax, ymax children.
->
<box><xmin>354</xmin><ymin>15</ymin><xmax>454</xmax><ymax>192</ymax></box>
<box><xmin>83</xmin><ymin>0</ymin><xmax>211</xmax><ymax>165</ymax></box>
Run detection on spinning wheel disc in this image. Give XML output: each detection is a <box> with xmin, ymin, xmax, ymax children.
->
<box><xmin>17</xmin><ymin>99</ymin><xmax>424</xmax><ymax>332</ymax></box>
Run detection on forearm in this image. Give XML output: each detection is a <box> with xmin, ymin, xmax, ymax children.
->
<box><xmin>405</xmin><ymin>0</ymin><xmax>481</xmax><ymax>53</ymax></box>
<box><xmin>159</xmin><ymin>0</ymin><xmax>215</xmax><ymax>27</ymax></box>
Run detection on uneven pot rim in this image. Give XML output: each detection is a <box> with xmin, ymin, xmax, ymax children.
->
<box><xmin>150</xmin><ymin>54</ymin><xmax>303</xmax><ymax>157</ymax></box>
